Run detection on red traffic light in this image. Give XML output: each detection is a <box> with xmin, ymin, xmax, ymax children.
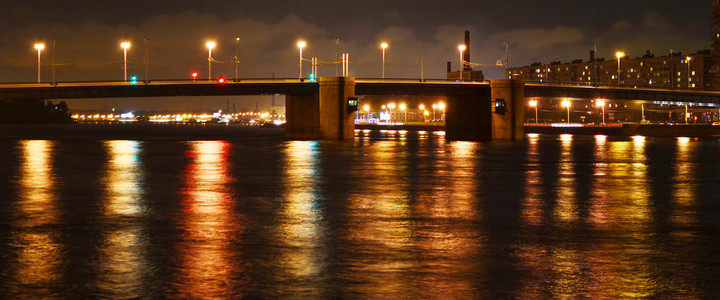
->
<box><xmin>217</xmin><ymin>76</ymin><xmax>226</xmax><ymax>84</ymax></box>
<box><xmin>191</xmin><ymin>72</ymin><xmax>198</xmax><ymax>79</ymax></box>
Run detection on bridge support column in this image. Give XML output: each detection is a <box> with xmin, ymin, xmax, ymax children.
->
<box><xmin>490</xmin><ymin>79</ymin><xmax>525</xmax><ymax>140</ymax></box>
<box><xmin>445</xmin><ymin>90</ymin><xmax>492</xmax><ymax>141</ymax></box>
<box><xmin>286</xmin><ymin>77</ymin><xmax>356</xmax><ymax>139</ymax></box>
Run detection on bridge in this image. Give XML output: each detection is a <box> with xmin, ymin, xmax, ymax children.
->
<box><xmin>1</xmin><ymin>79</ymin><xmax>718</xmax><ymax>140</ymax></box>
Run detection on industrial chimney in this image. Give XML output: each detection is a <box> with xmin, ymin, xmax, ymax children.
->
<box><xmin>463</xmin><ymin>31</ymin><xmax>472</xmax><ymax>71</ymax></box>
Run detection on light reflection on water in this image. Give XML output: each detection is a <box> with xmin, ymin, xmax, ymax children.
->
<box><xmin>1</xmin><ymin>132</ymin><xmax>719</xmax><ymax>298</ymax></box>
<box><xmin>10</xmin><ymin>140</ymin><xmax>62</xmax><ymax>296</ymax></box>
<box><xmin>172</xmin><ymin>140</ymin><xmax>247</xmax><ymax>298</ymax></box>
<box><xmin>97</xmin><ymin>140</ymin><xmax>148</xmax><ymax>298</ymax></box>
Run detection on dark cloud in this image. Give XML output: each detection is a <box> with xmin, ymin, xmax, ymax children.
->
<box><xmin>0</xmin><ymin>0</ymin><xmax>713</xmax><ymax>109</ymax></box>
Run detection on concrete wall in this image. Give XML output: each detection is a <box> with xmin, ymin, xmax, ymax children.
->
<box><xmin>490</xmin><ymin>79</ymin><xmax>525</xmax><ymax>140</ymax></box>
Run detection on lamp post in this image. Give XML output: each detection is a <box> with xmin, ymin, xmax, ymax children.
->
<box><xmin>206</xmin><ymin>41</ymin><xmax>216</xmax><ymax>80</ymax></box>
<box><xmin>432</xmin><ymin>104</ymin><xmax>437</xmax><ymax>121</ymax></box>
<box><xmin>363</xmin><ymin>104</ymin><xmax>370</xmax><ymax>122</ymax></box>
<box><xmin>438</xmin><ymin>102</ymin><xmax>445</xmax><ymax>122</ymax></box>
<box><xmin>388</xmin><ymin>102</ymin><xmax>396</xmax><ymax>123</ymax></box>
<box><xmin>121</xmin><ymin>41</ymin><xmax>131</xmax><ymax>82</ymax></box>
<box><xmin>596</xmin><ymin>99</ymin><xmax>605</xmax><ymax>124</ymax></box>
<box><xmin>529</xmin><ymin>100</ymin><xmax>538</xmax><ymax>123</ymax></box>
<box><xmin>235</xmin><ymin>37</ymin><xmax>240</xmax><ymax>82</ymax></box>
<box><xmin>399</xmin><ymin>103</ymin><xmax>407</xmax><ymax>123</ymax></box>
<box><xmin>297</xmin><ymin>41</ymin><xmax>306</xmax><ymax>79</ymax></box>
<box><xmin>686</xmin><ymin>56</ymin><xmax>692</xmax><ymax>89</ymax></box>
<box><xmin>458</xmin><ymin>44</ymin><xmax>466</xmax><ymax>81</ymax></box>
<box><xmin>34</xmin><ymin>43</ymin><xmax>45</xmax><ymax>83</ymax></box>
<box><xmin>419</xmin><ymin>104</ymin><xmax>425</xmax><ymax>122</ymax></box>
<box><xmin>562</xmin><ymin>99</ymin><xmax>571</xmax><ymax>124</ymax></box>
<box><xmin>616</xmin><ymin>51</ymin><xmax>624</xmax><ymax>86</ymax></box>
<box><xmin>381</xmin><ymin>42</ymin><xmax>388</xmax><ymax>79</ymax></box>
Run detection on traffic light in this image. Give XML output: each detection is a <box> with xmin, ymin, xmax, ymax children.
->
<box><xmin>309</xmin><ymin>73</ymin><xmax>316</xmax><ymax>82</ymax></box>
<box><xmin>130</xmin><ymin>76</ymin><xmax>137</xmax><ymax>85</ymax></box>
<box><xmin>217</xmin><ymin>76</ymin><xmax>226</xmax><ymax>84</ymax></box>
<box><xmin>191</xmin><ymin>72</ymin><xmax>198</xmax><ymax>81</ymax></box>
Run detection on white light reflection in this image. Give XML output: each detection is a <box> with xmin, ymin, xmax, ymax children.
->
<box><xmin>554</xmin><ymin>134</ymin><xmax>577</xmax><ymax>222</ymax></box>
<box><xmin>97</xmin><ymin>140</ymin><xmax>148</xmax><ymax>298</ymax></box>
<box><xmin>277</xmin><ymin>141</ymin><xmax>327</xmax><ymax>294</ymax></box>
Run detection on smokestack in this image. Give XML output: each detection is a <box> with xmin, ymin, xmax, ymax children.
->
<box><xmin>463</xmin><ymin>31</ymin><xmax>471</xmax><ymax>71</ymax></box>
<box><xmin>447</xmin><ymin>61</ymin><xmax>452</xmax><ymax>73</ymax></box>
<box><xmin>590</xmin><ymin>50</ymin><xmax>595</xmax><ymax>62</ymax></box>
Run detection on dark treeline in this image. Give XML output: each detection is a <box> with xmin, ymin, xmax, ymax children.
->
<box><xmin>0</xmin><ymin>100</ymin><xmax>74</xmax><ymax>124</ymax></box>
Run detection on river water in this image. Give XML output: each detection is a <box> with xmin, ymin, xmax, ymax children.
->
<box><xmin>0</xmin><ymin>127</ymin><xmax>719</xmax><ymax>298</ymax></box>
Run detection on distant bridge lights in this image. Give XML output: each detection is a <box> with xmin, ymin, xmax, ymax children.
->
<box><xmin>121</xmin><ymin>41</ymin><xmax>131</xmax><ymax>82</ymax></box>
<box><xmin>34</xmin><ymin>43</ymin><xmax>45</xmax><ymax>83</ymax></box>
<box><xmin>595</xmin><ymin>99</ymin><xmax>606</xmax><ymax>124</ymax></box>
<box><xmin>529</xmin><ymin>99</ymin><xmax>538</xmax><ymax>123</ymax></box>
<box><xmin>561</xmin><ymin>99</ymin><xmax>571</xmax><ymax>124</ymax></box>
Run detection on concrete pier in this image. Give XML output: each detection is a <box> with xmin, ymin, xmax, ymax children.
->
<box><xmin>286</xmin><ymin>77</ymin><xmax>356</xmax><ymax>140</ymax></box>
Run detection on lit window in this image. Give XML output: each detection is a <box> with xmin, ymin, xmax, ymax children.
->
<box><xmin>692</xmin><ymin>83</ymin><xmax>696</xmax><ymax>88</ymax></box>
<box><xmin>692</xmin><ymin>71</ymin><xmax>696</xmax><ymax>76</ymax></box>
<box><xmin>585</xmin><ymin>66</ymin><xmax>588</xmax><ymax>69</ymax></box>
<box><xmin>587</xmin><ymin>77</ymin><xmax>591</xmax><ymax>81</ymax></box>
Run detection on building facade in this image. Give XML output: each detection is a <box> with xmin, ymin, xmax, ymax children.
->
<box><xmin>510</xmin><ymin>0</ymin><xmax>720</xmax><ymax>91</ymax></box>
<box><xmin>509</xmin><ymin>51</ymin><xmax>714</xmax><ymax>90</ymax></box>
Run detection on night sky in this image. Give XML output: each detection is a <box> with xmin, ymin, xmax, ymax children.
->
<box><xmin>0</xmin><ymin>0</ymin><xmax>712</xmax><ymax>111</ymax></box>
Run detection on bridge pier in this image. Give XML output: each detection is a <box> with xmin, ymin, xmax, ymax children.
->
<box><xmin>286</xmin><ymin>77</ymin><xmax>356</xmax><ymax>139</ymax></box>
<box><xmin>490</xmin><ymin>79</ymin><xmax>525</xmax><ymax>140</ymax></box>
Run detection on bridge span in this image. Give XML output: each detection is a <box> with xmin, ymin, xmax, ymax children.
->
<box><xmin>3</xmin><ymin>79</ymin><xmax>718</xmax><ymax>139</ymax></box>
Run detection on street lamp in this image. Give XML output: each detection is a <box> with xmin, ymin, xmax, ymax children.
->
<box><xmin>686</xmin><ymin>56</ymin><xmax>692</xmax><ymax>89</ymax></box>
<box><xmin>561</xmin><ymin>99</ymin><xmax>571</xmax><ymax>124</ymax></box>
<box><xmin>34</xmin><ymin>43</ymin><xmax>45</xmax><ymax>83</ymax></box>
<box><xmin>121</xmin><ymin>42</ymin><xmax>131</xmax><ymax>82</ymax></box>
<box><xmin>381</xmin><ymin>42</ymin><xmax>388</xmax><ymax>79</ymax></box>
<box><xmin>615</xmin><ymin>51</ymin><xmax>625</xmax><ymax>86</ymax></box>
<box><xmin>529</xmin><ymin>99</ymin><xmax>538</xmax><ymax>123</ymax></box>
<box><xmin>458</xmin><ymin>44</ymin><xmax>466</xmax><ymax>81</ymax></box>
<box><xmin>438</xmin><ymin>102</ymin><xmax>446</xmax><ymax>122</ymax></box>
<box><xmin>388</xmin><ymin>102</ymin><xmax>396</xmax><ymax>123</ymax></box>
<box><xmin>363</xmin><ymin>104</ymin><xmax>370</xmax><ymax>121</ymax></box>
<box><xmin>235</xmin><ymin>37</ymin><xmax>240</xmax><ymax>82</ymax></box>
<box><xmin>206</xmin><ymin>41</ymin><xmax>216</xmax><ymax>80</ymax></box>
<box><xmin>419</xmin><ymin>104</ymin><xmax>425</xmax><ymax>122</ymax></box>
<box><xmin>432</xmin><ymin>104</ymin><xmax>437</xmax><ymax>121</ymax></box>
<box><xmin>399</xmin><ymin>103</ymin><xmax>407</xmax><ymax>123</ymax></box>
<box><xmin>297</xmin><ymin>40</ymin><xmax>306</xmax><ymax>79</ymax></box>
<box><xmin>596</xmin><ymin>99</ymin><xmax>606</xmax><ymax>124</ymax></box>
